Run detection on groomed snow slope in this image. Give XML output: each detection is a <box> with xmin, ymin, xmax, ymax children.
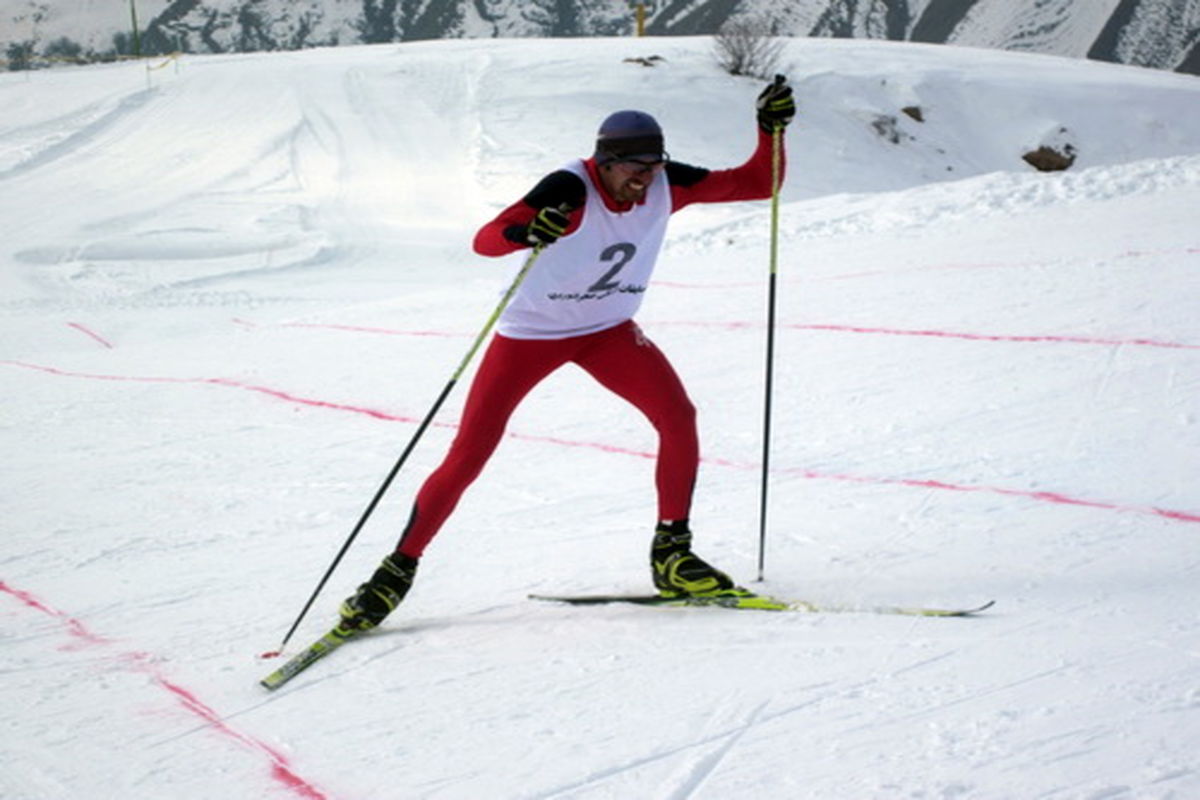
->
<box><xmin>2</xmin><ymin>36</ymin><xmax>1199</xmax><ymax>800</ymax></box>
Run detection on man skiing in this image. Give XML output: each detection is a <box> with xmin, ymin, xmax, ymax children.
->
<box><xmin>337</xmin><ymin>78</ymin><xmax>796</xmax><ymax>632</ymax></box>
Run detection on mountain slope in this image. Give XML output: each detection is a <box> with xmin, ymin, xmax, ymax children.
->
<box><xmin>3</xmin><ymin>0</ymin><xmax>1199</xmax><ymax>74</ymax></box>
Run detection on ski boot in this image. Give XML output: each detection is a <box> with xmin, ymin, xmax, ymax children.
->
<box><xmin>650</xmin><ymin>520</ymin><xmax>738</xmax><ymax>598</ymax></box>
<box><xmin>339</xmin><ymin>553</ymin><xmax>418</xmax><ymax>633</ymax></box>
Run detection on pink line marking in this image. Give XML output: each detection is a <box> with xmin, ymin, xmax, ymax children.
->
<box><xmin>260</xmin><ymin>317</ymin><xmax>1200</xmax><ymax>353</ymax></box>
<box><xmin>498</xmin><ymin>433</ymin><xmax>1200</xmax><ymax>526</ymax></box>
<box><xmin>0</xmin><ymin>580</ymin><xmax>332</xmax><ymax>800</ymax></box>
<box><xmin>791</xmin><ymin>323</ymin><xmax>1200</xmax><ymax>351</ymax></box>
<box><xmin>2</xmin><ymin>361</ymin><xmax>423</xmax><ymax>424</ymax></box>
<box><xmin>651</xmin><ymin>321</ymin><xmax>1200</xmax><ymax>351</ymax></box>
<box><xmin>0</xmin><ymin>579</ymin><xmax>111</xmax><ymax>646</ymax></box>
<box><xmin>153</xmin><ymin>678</ymin><xmax>329</xmax><ymax>800</ymax></box>
<box><xmin>206</xmin><ymin>378</ymin><xmax>422</xmax><ymax>424</ymax></box>
<box><xmin>66</xmin><ymin>322</ymin><xmax>115</xmax><ymax>349</ymax></box>
<box><xmin>6</xmin><ymin>359</ymin><xmax>1198</xmax><ymax>526</ymax></box>
<box><xmin>4</xmin><ymin>360</ymin><xmax>197</xmax><ymax>384</ymax></box>
<box><xmin>772</xmin><ymin>469</ymin><xmax>1200</xmax><ymax>525</ymax></box>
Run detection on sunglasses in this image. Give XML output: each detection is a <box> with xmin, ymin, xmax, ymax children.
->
<box><xmin>613</xmin><ymin>155</ymin><xmax>669</xmax><ymax>172</ymax></box>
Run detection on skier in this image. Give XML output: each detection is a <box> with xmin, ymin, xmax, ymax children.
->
<box><xmin>337</xmin><ymin>78</ymin><xmax>796</xmax><ymax>632</ymax></box>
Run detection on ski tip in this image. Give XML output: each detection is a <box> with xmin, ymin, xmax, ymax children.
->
<box><xmin>258</xmin><ymin>649</ymin><xmax>283</xmax><ymax>660</ymax></box>
<box><xmin>938</xmin><ymin>599</ymin><xmax>995</xmax><ymax>617</ymax></box>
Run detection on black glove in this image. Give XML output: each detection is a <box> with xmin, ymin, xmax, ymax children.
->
<box><xmin>525</xmin><ymin>206</ymin><xmax>571</xmax><ymax>247</ymax></box>
<box><xmin>756</xmin><ymin>76</ymin><xmax>795</xmax><ymax>134</ymax></box>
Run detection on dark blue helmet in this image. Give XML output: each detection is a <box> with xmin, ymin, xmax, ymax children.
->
<box><xmin>594</xmin><ymin>110</ymin><xmax>665</xmax><ymax>165</ymax></box>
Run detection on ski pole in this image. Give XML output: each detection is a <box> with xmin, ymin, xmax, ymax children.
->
<box><xmin>276</xmin><ymin>243</ymin><xmax>547</xmax><ymax>650</ymax></box>
<box><xmin>756</xmin><ymin>76</ymin><xmax>785</xmax><ymax>582</ymax></box>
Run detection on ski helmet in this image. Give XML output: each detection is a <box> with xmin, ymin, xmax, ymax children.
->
<box><xmin>593</xmin><ymin>110</ymin><xmax>665</xmax><ymax>165</ymax></box>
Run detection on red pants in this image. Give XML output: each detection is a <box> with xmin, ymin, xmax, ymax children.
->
<box><xmin>396</xmin><ymin>320</ymin><xmax>697</xmax><ymax>557</ymax></box>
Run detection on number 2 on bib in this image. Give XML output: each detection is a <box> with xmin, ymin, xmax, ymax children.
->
<box><xmin>587</xmin><ymin>242</ymin><xmax>637</xmax><ymax>293</ymax></box>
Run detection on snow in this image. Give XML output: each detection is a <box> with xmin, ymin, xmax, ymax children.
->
<box><xmin>2</xmin><ymin>35</ymin><xmax>1200</xmax><ymax>800</ymax></box>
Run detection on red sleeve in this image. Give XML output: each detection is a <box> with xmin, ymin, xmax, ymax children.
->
<box><xmin>670</xmin><ymin>128</ymin><xmax>786</xmax><ymax>212</ymax></box>
<box><xmin>472</xmin><ymin>200</ymin><xmax>537</xmax><ymax>257</ymax></box>
<box><xmin>473</xmin><ymin>203</ymin><xmax>587</xmax><ymax>257</ymax></box>
<box><xmin>473</xmin><ymin>170</ymin><xmax>588</xmax><ymax>257</ymax></box>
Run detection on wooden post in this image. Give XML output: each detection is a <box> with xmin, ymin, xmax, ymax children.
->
<box><xmin>628</xmin><ymin>2</ymin><xmax>649</xmax><ymax>37</ymax></box>
<box><xmin>129</xmin><ymin>0</ymin><xmax>141</xmax><ymax>57</ymax></box>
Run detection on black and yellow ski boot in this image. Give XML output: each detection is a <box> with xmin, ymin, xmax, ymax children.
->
<box><xmin>650</xmin><ymin>520</ymin><xmax>737</xmax><ymax>598</ymax></box>
<box><xmin>339</xmin><ymin>553</ymin><xmax>418</xmax><ymax>633</ymax></box>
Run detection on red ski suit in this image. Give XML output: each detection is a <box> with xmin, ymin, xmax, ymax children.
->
<box><xmin>395</xmin><ymin>129</ymin><xmax>785</xmax><ymax>558</ymax></box>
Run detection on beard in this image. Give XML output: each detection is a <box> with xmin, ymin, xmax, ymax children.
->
<box><xmin>613</xmin><ymin>173</ymin><xmax>651</xmax><ymax>204</ymax></box>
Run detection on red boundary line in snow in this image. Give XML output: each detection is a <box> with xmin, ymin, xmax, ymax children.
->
<box><xmin>2</xmin><ymin>360</ymin><xmax>424</xmax><ymax>424</ymax></box>
<box><xmin>514</xmin><ymin>434</ymin><xmax>1200</xmax><ymax>525</ymax></box>
<box><xmin>778</xmin><ymin>468</ymin><xmax>1200</xmax><ymax>525</ymax></box>
<box><xmin>652</xmin><ymin>321</ymin><xmax>1200</xmax><ymax>351</ymax></box>
<box><xmin>0</xmin><ymin>580</ymin><xmax>333</xmax><ymax>800</ymax></box>
<box><xmin>6</xmin><ymin>358</ymin><xmax>1196</xmax><ymax>527</ymax></box>
<box><xmin>66</xmin><ymin>322</ymin><xmax>115</xmax><ymax>349</ymax></box>
<box><xmin>253</xmin><ymin>319</ymin><xmax>1199</xmax><ymax>352</ymax></box>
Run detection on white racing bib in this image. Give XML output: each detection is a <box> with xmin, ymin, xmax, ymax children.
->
<box><xmin>497</xmin><ymin>159</ymin><xmax>671</xmax><ymax>340</ymax></box>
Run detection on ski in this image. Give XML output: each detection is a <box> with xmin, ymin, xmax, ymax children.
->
<box><xmin>261</xmin><ymin>592</ymin><xmax>992</xmax><ymax>688</ymax></box>
<box><xmin>259</xmin><ymin>625</ymin><xmax>359</xmax><ymax>691</ymax></box>
<box><xmin>529</xmin><ymin>592</ymin><xmax>995</xmax><ymax>618</ymax></box>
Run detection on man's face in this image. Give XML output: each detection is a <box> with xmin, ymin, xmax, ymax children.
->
<box><xmin>600</xmin><ymin>157</ymin><xmax>666</xmax><ymax>204</ymax></box>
